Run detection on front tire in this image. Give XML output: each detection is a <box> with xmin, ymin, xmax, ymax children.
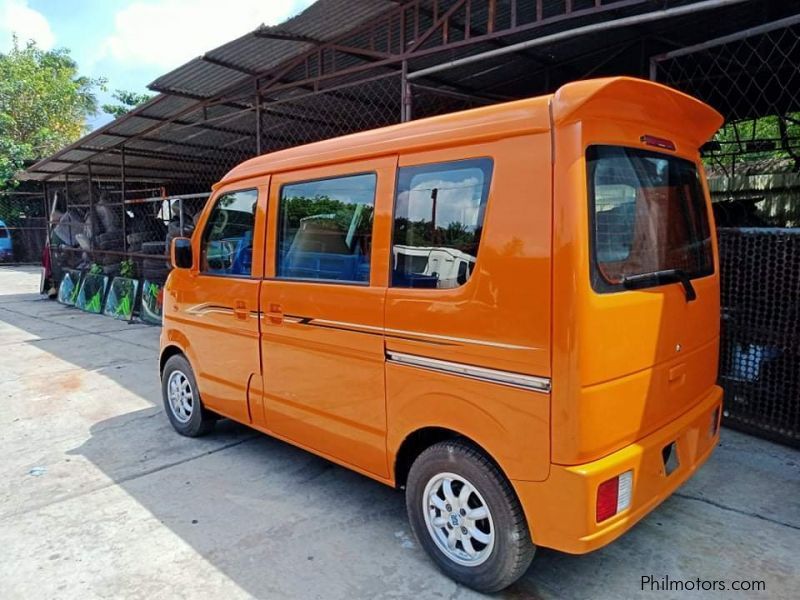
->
<box><xmin>161</xmin><ymin>354</ymin><xmax>215</xmax><ymax>437</ymax></box>
<box><xmin>406</xmin><ymin>440</ymin><xmax>535</xmax><ymax>593</ymax></box>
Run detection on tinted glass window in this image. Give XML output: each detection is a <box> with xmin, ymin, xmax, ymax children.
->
<box><xmin>588</xmin><ymin>145</ymin><xmax>713</xmax><ymax>290</ymax></box>
<box><xmin>200</xmin><ymin>189</ymin><xmax>258</xmax><ymax>277</ymax></box>
<box><xmin>0</xmin><ymin>228</ymin><xmax>8</xmax><ymax>238</ymax></box>
<box><xmin>392</xmin><ymin>158</ymin><xmax>493</xmax><ymax>289</ymax></box>
<box><xmin>277</xmin><ymin>173</ymin><xmax>376</xmax><ymax>283</ymax></box>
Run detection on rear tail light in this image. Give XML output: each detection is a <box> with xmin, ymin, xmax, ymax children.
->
<box><xmin>596</xmin><ymin>470</ymin><xmax>633</xmax><ymax>522</ymax></box>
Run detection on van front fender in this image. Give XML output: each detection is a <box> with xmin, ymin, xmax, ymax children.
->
<box><xmin>159</xmin><ymin>326</ymin><xmax>198</xmax><ymax>375</ymax></box>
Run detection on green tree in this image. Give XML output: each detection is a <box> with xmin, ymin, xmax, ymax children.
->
<box><xmin>0</xmin><ymin>36</ymin><xmax>105</xmax><ymax>188</ymax></box>
<box><xmin>102</xmin><ymin>89</ymin><xmax>153</xmax><ymax>119</ymax></box>
<box><xmin>706</xmin><ymin>113</ymin><xmax>800</xmax><ymax>175</ymax></box>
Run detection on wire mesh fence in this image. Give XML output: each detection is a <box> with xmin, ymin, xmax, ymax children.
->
<box><xmin>718</xmin><ymin>228</ymin><xmax>800</xmax><ymax>446</ymax></box>
<box><xmin>654</xmin><ymin>18</ymin><xmax>800</xmax><ymax>446</ymax></box>
<box><xmin>653</xmin><ymin>18</ymin><xmax>800</xmax><ymax>180</ymax></box>
<box><xmin>259</xmin><ymin>73</ymin><xmax>403</xmax><ymax>153</ymax></box>
<box><xmin>46</xmin><ymin>180</ymin><xmax>207</xmax><ymax>285</ymax></box>
<box><xmin>0</xmin><ymin>190</ymin><xmax>48</xmax><ymax>264</ymax></box>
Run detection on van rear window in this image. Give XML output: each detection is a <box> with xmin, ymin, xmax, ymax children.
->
<box><xmin>587</xmin><ymin>145</ymin><xmax>713</xmax><ymax>291</ymax></box>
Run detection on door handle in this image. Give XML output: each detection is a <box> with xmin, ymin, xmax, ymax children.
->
<box><xmin>233</xmin><ymin>300</ymin><xmax>248</xmax><ymax>321</ymax></box>
<box><xmin>266</xmin><ymin>303</ymin><xmax>283</xmax><ymax>324</ymax></box>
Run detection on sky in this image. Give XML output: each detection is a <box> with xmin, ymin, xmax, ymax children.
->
<box><xmin>0</xmin><ymin>0</ymin><xmax>316</xmax><ymax>129</ymax></box>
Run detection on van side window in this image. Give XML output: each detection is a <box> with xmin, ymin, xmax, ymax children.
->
<box><xmin>200</xmin><ymin>189</ymin><xmax>258</xmax><ymax>277</ymax></box>
<box><xmin>392</xmin><ymin>158</ymin><xmax>493</xmax><ymax>289</ymax></box>
<box><xmin>277</xmin><ymin>173</ymin><xmax>377</xmax><ymax>283</ymax></box>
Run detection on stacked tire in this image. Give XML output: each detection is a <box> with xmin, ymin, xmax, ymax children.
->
<box><xmin>141</xmin><ymin>241</ymin><xmax>170</xmax><ymax>283</ymax></box>
<box><xmin>127</xmin><ymin>231</ymin><xmax>164</xmax><ymax>253</ymax></box>
<box><xmin>95</xmin><ymin>231</ymin><xmax>124</xmax><ymax>267</ymax></box>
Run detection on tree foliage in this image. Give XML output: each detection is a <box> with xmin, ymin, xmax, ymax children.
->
<box><xmin>706</xmin><ymin>113</ymin><xmax>800</xmax><ymax>175</ymax></box>
<box><xmin>0</xmin><ymin>37</ymin><xmax>105</xmax><ymax>188</ymax></box>
<box><xmin>102</xmin><ymin>89</ymin><xmax>153</xmax><ymax>119</ymax></box>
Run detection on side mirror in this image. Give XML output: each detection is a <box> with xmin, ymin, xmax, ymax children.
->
<box><xmin>171</xmin><ymin>237</ymin><xmax>193</xmax><ymax>270</ymax></box>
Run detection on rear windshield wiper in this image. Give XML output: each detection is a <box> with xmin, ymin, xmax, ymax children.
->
<box><xmin>621</xmin><ymin>269</ymin><xmax>697</xmax><ymax>302</ymax></box>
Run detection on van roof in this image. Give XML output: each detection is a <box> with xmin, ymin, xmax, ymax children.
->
<box><xmin>218</xmin><ymin>77</ymin><xmax>722</xmax><ymax>189</ymax></box>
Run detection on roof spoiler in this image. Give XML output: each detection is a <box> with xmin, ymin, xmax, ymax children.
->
<box><xmin>551</xmin><ymin>77</ymin><xmax>724</xmax><ymax>149</ymax></box>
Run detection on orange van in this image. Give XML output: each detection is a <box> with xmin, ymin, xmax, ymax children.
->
<box><xmin>160</xmin><ymin>76</ymin><xmax>724</xmax><ymax>592</ymax></box>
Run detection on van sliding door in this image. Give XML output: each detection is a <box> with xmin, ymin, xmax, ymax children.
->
<box><xmin>259</xmin><ymin>156</ymin><xmax>396</xmax><ymax>478</ymax></box>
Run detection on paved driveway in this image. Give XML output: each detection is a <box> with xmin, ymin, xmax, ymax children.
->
<box><xmin>1</xmin><ymin>266</ymin><xmax>798</xmax><ymax>599</ymax></box>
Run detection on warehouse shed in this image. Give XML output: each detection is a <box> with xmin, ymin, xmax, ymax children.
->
<box><xmin>6</xmin><ymin>0</ymin><xmax>800</xmax><ymax>445</ymax></box>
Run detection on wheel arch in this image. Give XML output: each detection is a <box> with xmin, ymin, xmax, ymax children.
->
<box><xmin>393</xmin><ymin>426</ymin><xmax>510</xmax><ymax>490</ymax></box>
<box><xmin>159</xmin><ymin>344</ymin><xmax>186</xmax><ymax>375</ymax></box>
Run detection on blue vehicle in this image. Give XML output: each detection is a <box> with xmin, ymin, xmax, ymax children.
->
<box><xmin>0</xmin><ymin>219</ymin><xmax>12</xmax><ymax>262</ymax></box>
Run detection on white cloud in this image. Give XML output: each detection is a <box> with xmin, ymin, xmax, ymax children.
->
<box><xmin>0</xmin><ymin>0</ymin><xmax>55</xmax><ymax>51</ymax></box>
<box><xmin>399</xmin><ymin>176</ymin><xmax>485</xmax><ymax>228</ymax></box>
<box><xmin>96</xmin><ymin>0</ymin><xmax>310</xmax><ymax>70</ymax></box>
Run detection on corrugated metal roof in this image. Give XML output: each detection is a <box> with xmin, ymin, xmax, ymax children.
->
<box><xmin>149</xmin><ymin>0</ymin><xmax>396</xmax><ymax>99</ymax></box>
<box><xmin>21</xmin><ymin>0</ymin><xmax>799</xmax><ymax>184</ymax></box>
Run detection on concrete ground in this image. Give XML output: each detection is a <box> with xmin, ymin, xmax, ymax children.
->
<box><xmin>0</xmin><ymin>265</ymin><xmax>798</xmax><ymax>600</ymax></box>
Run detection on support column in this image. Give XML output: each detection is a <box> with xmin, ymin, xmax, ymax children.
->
<box><xmin>87</xmin><ymin>163</ymin><xmax>95</xmax><ymax>254</ymax></box>
<box><xmin>401</xmin><ymin>60</ymin><xmax>413</xmax><ymax>122</ymax></box>
<box><xmin>255</xmin><ymin>82</ymin><xmax>262</xmax><ymax>155</ymax></box>
<box><xmin>121</xmin><ymin>147</ymin><xmax>127</xmax><ymax>254</ymax></box>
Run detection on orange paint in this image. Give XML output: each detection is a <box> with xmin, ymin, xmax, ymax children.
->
<box><xmin>161</xmin><ymin>77</ymin><xmax>724</xmax><ymax>553</ymax></box>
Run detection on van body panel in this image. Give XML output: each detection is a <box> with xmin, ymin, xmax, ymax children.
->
<box><xmin>385</xmin><ymin>135</ymin><xmax>552</xmax><ymax>377</ymax></box>
<box><xmin>551</xmin><ymin>95</ymin><xmax>723</xmax><ymax>464</ymax></box>
<box><xmin>162</xmin><ymin>181</ymin><xmax>269</xmax><ymax>424</ymax></box>
<box><xmin>551</xmin><ymin>77</ymin><xmax>723</xmax><ymax>149</ymax></box>
<box><xmin>514</xmin><ymin>386</ymin><xmax>721</xmax><ymax>553</ymax></box>
<box><xmin>161</xmin><ymin>77</ymin><xmax>724</xmax><ymax>560</ymax></box>
<box><xmin>259</xmin><ymin>157</ymin><xmax>396</xmax><ymax>479</ymax></box>
<box><xmin>220</xmin><ymin>99</ymin><xmax>551</xmax><ymax>187</ymax></box>
<box><xmin>386</xmin><ymin>364</ymin><xmax>551</xmax><ymax>482</ymax></box>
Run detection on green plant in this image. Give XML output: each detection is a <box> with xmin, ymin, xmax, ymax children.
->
<box><xmin>120</xmin><ymin>259</ymin><xmax>136</xmax><ymax>278</ymax></box>
<box><xmin>102</xmin><ymin>89</ymin><xmax>153</xmax><ymax>119</ymax></box>
<box><xmin>88</xmin><ymin>263</ymin><xmax>103</xmax><ymax>275</ymax></box>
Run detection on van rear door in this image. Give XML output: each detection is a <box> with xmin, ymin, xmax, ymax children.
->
<box><xmin>550</xmin><ymin>78</ymin><xmax>724</xmax><ymax>464</ymax></box>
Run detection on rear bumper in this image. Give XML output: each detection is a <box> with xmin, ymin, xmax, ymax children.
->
<box><xmin>513</xmin><ymin>386</ymin><xmax>722</xmax><ymax>554</ymax></box>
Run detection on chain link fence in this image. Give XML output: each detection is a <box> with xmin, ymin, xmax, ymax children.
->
<box><xmin>0</xmin><ymin>190</ymin><xmax>48</xmax><ymax>264</ymax></box>
<box><xmin>11</xmin><ymin>10</ymin><xmax>800</xmax><ymax>444</ymax></box>
<box><xmin>653</xmin><ymin>18</ymin><xmax>800</xmax><ymax>446</ymax></box>
<box><xmin>46</xmin><ymin>180</ymin><xmax>208</xmax><ymax>284</ymax></box>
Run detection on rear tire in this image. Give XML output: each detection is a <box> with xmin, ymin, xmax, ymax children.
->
<box><xmin>161</xmin><ymin>354</ymin><xmax>215</xmax><ymax>437</ymax></box>
<box><xmin>406</xmin><ymin>440</ymin><xmax>535</xmax><ymax>593</ymax></box>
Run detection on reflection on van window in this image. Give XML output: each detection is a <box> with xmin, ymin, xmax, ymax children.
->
<box><xmin>201</xmin><ymin>189</ymin><xmax>258</xmax><ymax>277</ymax></box>
<box><xmin>277</xmin><ymin>173</ymin><xmax>377</xmax><ymax>283</ymax></box>
<box><xmin>588</xmin><ymin>145</ymin><xmax>713</xmax><ymax>287</ymax></box>
<box><xmin>392</xmin><ymin>158</ymin><xmax>493</xmax><ymax>289</ymax></box>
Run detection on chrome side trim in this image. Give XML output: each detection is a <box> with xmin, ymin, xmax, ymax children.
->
<box><xmin>313</xmin><ymin>318</ymin><xmax>537</xmax><ymax>350</ymax></box>
<box><xmin>186</xmin><ymin>303</ymin><xmax>235</xmax><ymax>317</ymax></box>
<box><xmin>385</xmin><ymin>327</ymin><xmax>535</xmax><ymax>350</ymax></box>
<box><xmin>386</xmin><ymin>351</ymin><xmax>551</xmax><ymax>393</ymax></box>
